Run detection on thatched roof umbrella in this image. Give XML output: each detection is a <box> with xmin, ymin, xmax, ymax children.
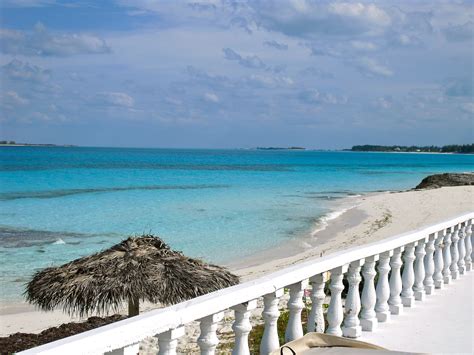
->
<box><xmin>25</xmin><ymin>235</ymin><xmax>239</xmax><ymax>317</ymax></box>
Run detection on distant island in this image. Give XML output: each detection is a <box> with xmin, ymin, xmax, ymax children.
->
<box><xmin>0</xmin><ymin>141</ymin><xmax>75</xmax><ymax>147</ymax></box>
<box><xmin>347</xmin><ymin>144</ymin><xmax>474</xmax><ymax>154</ymax></box>
<box><xmin>256</xmin><ymin>147</ymin><xmax>305</xmax><ymax>150</ymax></box>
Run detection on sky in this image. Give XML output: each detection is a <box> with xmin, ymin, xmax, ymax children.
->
<box><xmin>0</xmin><ymin>0</ymin><xmax>473</xmax><ymax>149</ymax></box>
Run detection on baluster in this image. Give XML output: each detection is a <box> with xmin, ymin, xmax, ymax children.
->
<box><xmin>433</xmin><ymin>231</ymin><xmax>444</xmax><ymax>289</ymax></box>
<box><xmin>375</xmin><ymin>251</ymin><xmax>392</xmax><ymax>321</ymax></box>
<box><xmin>197</xmin><ymin>312</ymin><xmax>224</xmax><ymax>355</ymax></box>
<box><xmin>413</xmin><ymin>239</ymin><xmax>426</xmax><ymax>301</ymax></box>
<box><xmin>388</xmin><ymin>247</ymin><xmax>404</xmax><ymax>314</ymax></box>
<box><xmin>232</xmin><ymin>300</ymin><xmax>257</xmax><ymax>355</ymax></box>
<box><xmin>465</xmin><ymin>220</ymin><xmax>472</xmax><ymax>271</ymax></box>
<box><xmin>401</xmin><ymin>242</ymin><xmax>416</xmax><ymax>307</ymax></box>
<box><xmin>443</xmin><ymin>228</ymin><xmax>452</xmax><ymax>284</ymax></box>
<box><xmin>450</xmin><ymin>225</ymin><xmax>460</xmax><ymax>280</ymax></box>
<box><xmin>108</xmin><ymin>344</ymin><xmax>139</xmax><ymax>355</ymax></box>
<box><xmin>457</xmin><ymin>223</ymin><xmax>466</xmax><ymax>275</ymax></box>
<box><xmin>471</xmin><ymin>222</ymin><xmax>474</xmax><ymax>263</ymax></box>
<box><xmin>343</xmin><ymin>260</ymin><xmax>363</xmax><ymax>338</ymax></box>
<box><xmin>326</xmin><ymin>265</ymin><xmax>348</xmax><ymax>336</ymax></box>
<box><xmin>157</xmin><ymin>327</ymin><xmax>185</xmax><ymax>355</ymax></box>
<box><xmin>360</xmin><ymin>255</ymin><xmax>378</xmax><ymax>331</ymax></box>
<box><xmin>308</xmin><ymin>273</ymin><xmax>327</xmax><ymax>333</ymax></box>
<box><xmin>260</xmin><ymin>289</ymin><xmax>283</xmax><ymax>355</ymax></box>
<box><xmin>423</xmin><ymin>234</ymin><xmax>436</xmax><ymax>295</ymax></box>
<box><xmin>285</xmin><ymin>280</ymin><xmax>308</xmax><ymax>342</ymax></box>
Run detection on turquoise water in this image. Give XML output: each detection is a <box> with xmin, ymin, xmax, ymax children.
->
<box><xmin>0</xmin><ymin>147</ymin><xmax>473</xmax><ymax>301</ymax></box>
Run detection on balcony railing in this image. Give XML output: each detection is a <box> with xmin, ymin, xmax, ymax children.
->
<box><xmin>19</xmin><ymin>212</ymin><xmax>473</xmax><ymax>355</ymax></box>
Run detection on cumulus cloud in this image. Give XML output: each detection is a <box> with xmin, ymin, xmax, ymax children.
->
<box><xmin>1</xmin><ymin>91</ymin><xmax>29</xmax><ymax>108</ymax></box>
<box><xmin>1</xmin><ymin>59</ymin><xmax>51</xmax><ymax>82</ymax></box>
<box><xmin>299</xmin><ymin>89</ymin><xmax>347</xmax><ymax>105</ymax></box>
<box><xmin>443</xmin><ymin>21</ymin><xmax>474</xmax><ymax>42</ymax></box>
<box><xmin>299</xmin><ymin>67</ymin><xmax>334</xmax><ymax>79</ymax></box>
<box><xmin>222</xmin><ymin>48</ymin><xmax>266</xmax><ymax>69</ymax></box>
<box><xmin>98</xmin><ymin>92</ymin><xmax>134</xmax><ymax>107</ymax></box>
<box><xmin>461</xmin><ymin>102</ymin><xmax>474</xmax><ymax>114</ymax></box>
<box><xmin>204</xmin><ymin>92</ymin><xmax>219</xmax><ymax>103</ymax></box>
<box><xmin>351</xmin><ymin>40</ymin><xmax>377</xmax><ymax>51</ymax></box>
<box><xmin>263</xmin><ymin>39</ymin><xmax>288</xmax><ymax>50</ymax></box>
<box><xmin>355</xmin><ymin>57</ymin><xmax>393</xmax><ymax>77</ymax></box>
<box><xmin>0</xmin><ymin>23</ymin><xmax>110</xmax><ymax>56</ymax></box>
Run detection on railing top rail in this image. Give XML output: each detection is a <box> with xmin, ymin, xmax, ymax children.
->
<box><xmin>19</xmin><ymin>212</ymin><xmax>474</xmax><ymax>355</ymax></box>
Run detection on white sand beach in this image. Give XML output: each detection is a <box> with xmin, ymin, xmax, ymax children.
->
<box><xmin>1</xmin><ymin>186</ymin><xmax>473</xmax><ymax>337</ymax></box>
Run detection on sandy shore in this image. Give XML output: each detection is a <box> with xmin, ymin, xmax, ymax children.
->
<box><xmin>1</xmin><ymin>185</ymin><xmax>473</xmax><ymax>337</ymax></box>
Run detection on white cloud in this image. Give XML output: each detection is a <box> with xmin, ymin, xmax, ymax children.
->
<box><xmin>3</xmin><ymin>91</ymin><xmax>29</xmax><ymax>106</ymax></box>
<box><xmin>355</xmin><ymin>57</ymin><xmax>393</xmax><ymax>77</ymax></box>
<box><xmin>443</xmin><ymin>21</ymin><xmax>474</xmax><ymax>42</ymax></box>
<box><xmin>204</xmin><ymin>92</ymin><xmax>219</xmax><ymax>103</ymax></box>
<box><xmin>222</xmin><ymin>48</ymin><xmax>266</xmax><ymax>69</ymax></box>
<box><xmin>351</xmin><ymin>40</ymin><xmax>377</xmax><ymax>51</ymax></box>
<box><xmin>299</xmin><ymin>89</ymin><xmax>347</xmax><ymax>105</ymax></box>
<box><xmin>99</xmin><ymin>92</ymin><xmax>134</xmax><ymax>107</ymax></box>
<box><xmin>1</xmin><ymin>59</ymin><xmax>50</xmax><ymax>82</ymax></box>
<box><xmin>328</xmin><ymin>3</ymin><xmax>391</xmax><ymax>27</ymax></box>
<box><xmin>461</xmin><ymin>102</ymin><xmax>474</xmax><ymax>114</ymax></box>
<box><xmin>0</xmin><ymin>23</ymin><xmax>110</xmax><ymax>56</ymax></box>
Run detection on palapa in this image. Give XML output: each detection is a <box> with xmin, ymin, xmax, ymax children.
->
<box><xmin>25</xmin><ymin>235</ymin><xmax>239</xmax><ymax>317</ymax></box>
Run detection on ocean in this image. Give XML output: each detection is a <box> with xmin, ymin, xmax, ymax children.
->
<box><xmin>0</xmin><ymin>147</ymin><xmax>473</xmax><ymax>302</ymax></box>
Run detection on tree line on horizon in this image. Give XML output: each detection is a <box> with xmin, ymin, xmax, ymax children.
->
<box><xmin>349</xmin><ymin>144</ymin><xmax>474</xmax><ymax>153</ymax></box>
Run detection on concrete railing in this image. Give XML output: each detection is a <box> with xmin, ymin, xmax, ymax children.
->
<box><xmin>20</xmin><ymin>212</ymin><xmax>474</xmax><ymax>355</ymax></box>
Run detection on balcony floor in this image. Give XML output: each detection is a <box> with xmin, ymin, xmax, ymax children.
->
<box><xmin>359</xmin><ymin>270</ymin><xmax>473</xmax><ymax>354</ymax></box>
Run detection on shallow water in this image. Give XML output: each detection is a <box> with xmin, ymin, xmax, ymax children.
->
<box><xmin>0</xmin><ymin>147</ymin><xmax>472</xmax><ymax>301</ymax></box>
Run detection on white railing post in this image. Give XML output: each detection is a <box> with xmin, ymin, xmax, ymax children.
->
<box><xmin>413</xmin><ymin>239</ymin><xmax>426</xmax><ymax>301</ymax></box>
<box><xmin>375</xmin><ymin>251</ymin><xmax>392</xmax><ymax>322</ymax></box>
<box><xmin>285</xmin><ymin>280</ymin><xmax>308</xmax><ymax>342</ymax></box>
<box><xmin>157</xmin><ymin>326</ymin><xmax>185</xmax><ymax>355</ymax></box>
<box><xmin>433</xmin><ymin>231</ymin><xmax>444</xmax><ymax>289</ymax></box>
<box><xmin>458</xmin><ymin>223</ymin><xmax>466</xmax><ymax>275</ymax></box>
<box><xmin>423</xmin><ymin>233</ymin><xmax>436</xmax><ymax>295</ymax></box>
<box><xmin>443</xmin><ymin>228</ymin><xmax>452</xmax><ymax>284</ymax></box>
<box><xmin>465</xmin><ymin>220</ymin><xmax>473</xmax><ymax>271</ymax></box>
<box><xmin>232</xmin><ymin>300</ymin><xmax>257</xmax><ymax>355</ymax></box>
<box><xmin>326</xmin><ymin>265</ymin><xmax>348</xmax><ymax>336</ymax></box>
<box><xmin>343</xmin><ymin>259</ymin><xmax>364</xmax><ymax>338</ymax></box>
<box><xmin>388</xmin><ymin>247</ymin><xmax>404</xmax><ymax>315</ymax></box>
<box><xmin>450</xmin><ymin>225</ymin><xmax>460</xmax><ymax>280</ymax></box>
<box><xmin>108</xmin><ymin>344</ymin><xmax>139</xmax><ymax>355</ymax></box>
<box><xmin>197</xmin><ymin>312</ymin><xmax>224</xmax><ymax>355</ymax></box>
<box><xmin>401</xmin><ymin>242</ymin><xmax>416</xmax><ymax>307</ymax></box>
<box><xmin>471</xmin><ymin>222</ymin><xmax>474</xmax><ymax>263</ymax></box>
<box><xmin>308</xmin><ymin>273</ymin><xmax>327</xmax><ymax>333</ymax></box>
<box><xmin>360</xmin><ymin>255</ymin><xmax>378</xmax><ymax>331</ymax></box>
<box><xmin>260</xmin><ymin>289</ymin><xmax>283</xmax><ymax>355</ymax></box>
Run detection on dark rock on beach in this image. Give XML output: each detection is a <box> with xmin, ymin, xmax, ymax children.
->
<box><xmin>0</xmin><ymin>315</ymin><xmax>125</xmax><ymax>353</ymax></box>
<box><xmin>415</xmin><ymin>173</ymin><xmax>474</xmax><ymax>189</ymax></box>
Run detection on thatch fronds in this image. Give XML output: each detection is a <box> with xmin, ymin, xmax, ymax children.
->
<box><xmin>25</xmin><ymin>235</ymin><xmax>239</xmax><ymax>317</ymax></box>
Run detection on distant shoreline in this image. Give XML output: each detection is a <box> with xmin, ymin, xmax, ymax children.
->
<box><xmin>0</xmin><ymin>144</ymin><xmax>75</xmax><ymax>147</ymax></box>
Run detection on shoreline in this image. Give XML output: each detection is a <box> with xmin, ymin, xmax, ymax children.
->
<box><xmin>1</xmin><ymin>186</ymin><xmax>473</xmax><ymax>335</ymax></box>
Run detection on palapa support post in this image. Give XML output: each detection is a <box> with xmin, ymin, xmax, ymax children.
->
<box><xmin>128</xmin><ymin>297</ymin><xmax>140</xmax><ymax>317</ymax></box>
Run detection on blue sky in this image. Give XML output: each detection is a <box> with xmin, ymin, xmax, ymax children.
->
<box><xmin>0</xmin><ymin>0</ymin><xmax>473</xmax><ymax>148</ymax></box>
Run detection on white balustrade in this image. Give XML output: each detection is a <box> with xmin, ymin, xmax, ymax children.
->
<box><xmin>471</xmin><ymin>222</ymin><xmax>474</xmax><ymax>262</ymax></box>
<box><xmin>108</xmin><ymin>343</ymin><xmax>139</xmax><ymax>355</ymax></box>
<box><xmin>307</xmin><ymin>273</ymin><xmax>327</xmax><ymax>333</ymax></box>
<box><xmin>375</xmin><ymin>251</ymin><xmax>392</xmax><ymax>322</ymax></box>
<box><xmin>433</xmin><ymin>231</ymin><xmax>444</xmax><ymax>289</ymax></box>
<box><xmin>260</xmin><ymin>290</ymin><xmax>283</xmax><ymax>355</ymax></box>
<box><xmin>450</xmin><ymin>225</ymin><xmax>460</xmax><ymax>280</ymax></box>
<box><xmin>465</xmin><ymin>220</ymin><xmax>472</xmax><ymax>271</ymax></box>
<box><xmin>343</xmin><ymin>259</ymin><xmax>363</xmax><ymax>338</ymax></box>
<box><xmin>360</xmin><ymin>255</ymin><xmax>378</xmax><ymax>331</ymax></box>
<box><xmin>388</xmin><ymin>247</ymin><xmax>404</xmax><ymax>314</ymax></box>
<box><xmin>423</xmin><ymin>234</ymin><xmax>436</xmax><ymax>295</ymax></box>
<box><xmin>457</xmin><ymin>223</ymin><xmax>466</xmax><ymax>274</ymax></box>
<box><xmin>17</xmin><ymin>212</ymin><xmax>474</xmax><ymax>355</ymax></box>
<box><xmin>157</xmin><ymin>327</ymin><xmax>185</xmax><ymax>355</ymax></box>
<box><xmin>326</xmin><ymin>265</ymin><xmax>348</xmax><ymax>336</ymax></box>
<box><xmin>285</xmin><ymin>280</ymin><xmax>308</xmax><ymax>342</ymax></box>
<box><xmin>231</xmin><ymin>300</ymin><xmax>257</xmax><ymax>355</ymax></box>
<box><xmin>413</xmin><ymin>239</ymin><xmax>426</xmax><ymax>301</ymax></box>
<box><xmin>197</xmin><ymin>312</ymin><xmax>224</xmax><ymax>355</ymax></box>
<box><xmin>401</xmin><ymin>242</ymin><xmax>416</xmax><ymax>307</ymax></box>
